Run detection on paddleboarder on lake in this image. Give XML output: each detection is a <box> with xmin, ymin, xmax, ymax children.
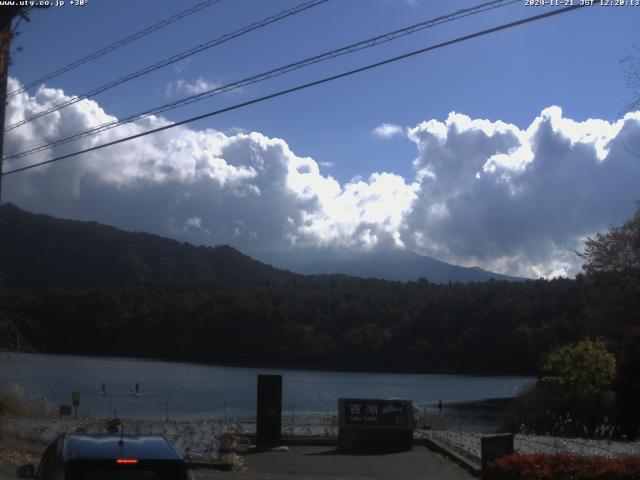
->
<box><xmin>135</xmin><ymin>382</ymin><xmax>139</xmax><ymax>395</ymax></box>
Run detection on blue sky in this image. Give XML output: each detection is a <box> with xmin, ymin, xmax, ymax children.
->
<box><xmin>10</xmin><ymin>0</ymin><xmax>637</xmax><ymax>181</ymax></box>
<box><xmin>4</xmin><ymin>0</ymin><xmax>640</xmax><ymax>278</ymax></box>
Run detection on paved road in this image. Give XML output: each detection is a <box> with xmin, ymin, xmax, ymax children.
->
<box><xmin>0</xmin><ymin>446</ymin><xmax>474</xmax><ymax>479</ymax></box>
<box><xmin>193</xmin><ymin>446</ymin><xmax>474</xmax><ymax>480</ymax></box>
<box><xmin>0</xmin><ymin>465</ymin><xmax>19</xmax><ymax>479</ymax></box>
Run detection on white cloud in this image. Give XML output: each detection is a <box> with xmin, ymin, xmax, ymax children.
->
<box><xmin>385</xmin><ymin>0</ymin><xmax>418</xmax><ymax>5</ymax></box>
<box><xmin>3</xmin><ymin>78</ymin><xmax>414</xmax><ymax>260</ymax></box>
<box><xmin>165</xmin><ymin>77</ymin><xmax>221</xmax><ymax>97</ymax></box>
<box><xmin>184</xmin><ymin>216</ymin><xmax>202</xmax><ymax>228</ymax></box>
<box><xmin>173</xmin><ymin>58</ymin><xmax>191</xmax><ymax>74</ymax></box>
<box><xmin>4</xmin><ymin>78</ymin><xmax>640</xmax><ymax>278</ymax></box>
<box><xmin>372</xmin><ymin>123</ymin><xmax>404</xmax><ymax>139</ymax></box>
<box><xmin>404</xmin><ymin>107</ymin><xmax>640</xmax><ymax>278</ymax></box>
<box><xmin>294</xmin><ymin>172</ymin><xmax>417</xmax><ymax>250</ymax></box>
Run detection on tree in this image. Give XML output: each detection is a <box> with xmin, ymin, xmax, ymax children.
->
<box><xmin>577</xmin><ymin>207</ymin><xmax>640</xmax><ymax>352</ymax></box>
<box><xmin>539</xmin><ymin>338</ymin><xmax>617</xmax><ymax>437</ymax></box>
<box><xmin>502</xmin><ymin>339</ymin><xmax>619</xmax><ymax>437</ymax></box>
<box><xmin>577</xmin><ymin>205</ymin><xmax>640</xmax><ymax>275</ymax></box>
<box><xmin>0</xmin><ymin>311</ymin><xmax>46</xmax><ymax>353</ymax></box>
<box><xmin>541</xmin><ymin>338</ymin><xmax>616</xmax><ymax>395</ymax></box>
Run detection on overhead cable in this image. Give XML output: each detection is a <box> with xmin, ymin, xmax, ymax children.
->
<box><xmin>6</xmin><ymin>0</ymin><xmax>519</xmax><ymax>161</ymax></box>
<box><xmin>1</xmin><ymin>4</ymin><xmax>591</xmax><ymax>178</ymax></box>
<box><xmin>7</xmin><ymin>0</ymin><xmax>226</xmax><ymax>98</ymax></box>
<box><xmin>4</xmin><ymin>0</ymin><xmax>329</xmax><ymax>131</ymax></box>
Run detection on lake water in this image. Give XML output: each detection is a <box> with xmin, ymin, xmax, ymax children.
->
<box><xmin>2</xmin><ymin>353</ymin><xmax>533</xmax><ymax>426</ymax></box>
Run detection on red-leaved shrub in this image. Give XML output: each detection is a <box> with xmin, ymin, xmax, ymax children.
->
<box><xmin>484</xmin><ymin>452</ymin><xmax>640</xmax><ymax>480</ymax></box>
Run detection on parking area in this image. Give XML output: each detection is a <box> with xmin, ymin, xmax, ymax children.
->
<box><xmin>0</xmin><ymin>438</ymin><xmax>475</xmax><ymax>480</ymax></box>
<box><xmin>192</xmin><ymin>445</ymin><xmax>474</xmax><ymax>480</ymax></box>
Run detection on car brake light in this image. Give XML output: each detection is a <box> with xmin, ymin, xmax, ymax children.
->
<box><xmin>116</xmin><ymin>459</ymin><xmax>138</xmax><ymax>464</ymax></box>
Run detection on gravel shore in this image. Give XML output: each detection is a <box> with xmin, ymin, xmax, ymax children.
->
<box><xmin>422</xmin><ymin>430</ymin><xmax>640</xmax><ymax>460</ymax></box>
<box><xmin>0</xmin><ymin>413</ymin><xmax>339</xmax><ymax>462</ymax></box>
<box><xmin>3</xmin><ymin>415</ymin><xmax>639</xmax><ymax>464</ymax></box>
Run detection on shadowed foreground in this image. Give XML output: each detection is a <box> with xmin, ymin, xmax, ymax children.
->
<box><xmin>193</xmin><ymin>445</ymin><xmax>473</xmax><ymax>480</ymax></box>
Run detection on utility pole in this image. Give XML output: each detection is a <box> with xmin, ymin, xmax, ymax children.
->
<box><xmin>0</xmin><ymin>6</ymin><xmax>24</xmax><ymax>218</ymax></box>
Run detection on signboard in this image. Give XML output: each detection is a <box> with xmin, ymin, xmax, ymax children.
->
<box><xmin>256</xmin><ymin>375</ymin><xmax>282</xmax><ymax>448</ymax></box>
<box><xmin>59</xmin><ymin>405</ymin><xmax>72</xmax><ymax>416</ymax></box>
<box><xmin>341</xmin><ymin>398</ymin><xmax>410</xmax><ymax>428</ymax></box>
<box><xmin>338</xmin><ymin>398</ymin><xmax>414</xmax><ymax>452</ymax></box>
<box><xmin>71</xmin><ymin>392</ymin><xmax>80</xmax><ymax>406</ymax></box>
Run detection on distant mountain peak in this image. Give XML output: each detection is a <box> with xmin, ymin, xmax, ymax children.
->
<box><xmin>271</xmin><ymin>249</ymin><xmax>524</xmax><ymax>283</ymax></box>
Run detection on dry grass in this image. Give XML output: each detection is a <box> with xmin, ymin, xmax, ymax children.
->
<box><xmin>0</xmin><ymin>448</ymin><xmax>40</xmax><ymax>466</ymax></box>
<box><xmin>0</xmin><ymin>384</ymin><xmax>54</xmax><ymax>419</ymax></box>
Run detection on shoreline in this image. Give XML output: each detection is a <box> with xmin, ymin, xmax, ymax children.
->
<box><xmin>2</xmin><ymin>352</ymin><xmax>537</xmax><ymax>378</ymax></box>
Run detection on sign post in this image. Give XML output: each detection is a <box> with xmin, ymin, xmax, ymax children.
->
<box><xmin>58</xmin><ymin>404</ymin><xmax>71</xmax><ymax>432</ymax></box>
<box><xmin>71</xmin><ymin>392</ymin><xmax>80</xmax><ymax>417</ymax></box>
<box><xmin>59</xmin><ymin>405</ymin><xmax>72</xmax><ymax>416</ymax></box>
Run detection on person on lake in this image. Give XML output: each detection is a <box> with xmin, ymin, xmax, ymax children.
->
<box><xmin>101</xmin><ymin>382</ymin><xmax>106</xmax><ymax>394</ymax></box>
<box><xmin>135</xmin><ymin>382</ymin><xmax>139</xmax><ymax>394</ymax></box>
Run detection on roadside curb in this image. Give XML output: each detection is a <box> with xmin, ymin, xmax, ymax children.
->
<box><xmin>417</xmin><ymin>436</ymin><xmax>482</xmax><ymax>477</ymax></box>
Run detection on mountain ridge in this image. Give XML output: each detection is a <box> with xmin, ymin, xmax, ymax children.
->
<box><xmin>0</xmin><ymin>203</ymin><xmax>522</xmax><ymax>289</ymax></box>
<box><xmin>275</xmin><ymin>250</ymin><xmax>523</xmax><ymax>283</ymax></box>
<box><xmin>0</xmin><ymin>202</ymin><xmax>296</xmax><ymax>290</ymax></box>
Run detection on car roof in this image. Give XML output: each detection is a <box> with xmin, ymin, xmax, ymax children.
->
<box><xmin>62</xmin><ymin>434</ymin><xmax>184</xmax><ymax>463</ymax></box>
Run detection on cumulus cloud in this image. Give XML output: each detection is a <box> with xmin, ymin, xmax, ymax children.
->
<box><xmin>4</xmin><ymin>78</ymin><xmax>639</xmax><ymax>278</ymax></box>
<box><xmin>404</xmin><ymin>107</ymin><xmax>640</xmax><ymax>278</ymax></box>
<box><xmin>3</xmin><ymin>78</ymin><xmax>413</xmax><ymax>261</ymax></box>
<box><xmin>372</xmin><ymin>123</ymin><xmax>404</xmax><ymax>139</ymax></box>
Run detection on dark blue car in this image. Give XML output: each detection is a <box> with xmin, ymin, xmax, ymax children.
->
<box><xmin>18</xmin><ymin>434</ymin><xmax>192</xmax><ymax>480</ymax></box>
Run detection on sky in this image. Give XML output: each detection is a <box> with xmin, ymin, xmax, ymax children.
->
<box><xmin>2</xmin><ymin>0</ymin><xmax>640</xmax><ymax>278</ymax></box>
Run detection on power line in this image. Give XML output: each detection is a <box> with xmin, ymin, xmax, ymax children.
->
<box><xmin>4</xmin><ymin>0</ymin><xmax>328</xmax><ymax>132</ymax></box>
<box><xmin>6</xmin><ymin>0</ymin><xmax>225</xmax><ymax>99</ymax></box>
<box><xmin>1</xmin><ymin>3</ymin><xmax>590</xmax><ymax>178</ymax></box>
<box><xmin>5</xmin><ymin>0</ymin><xmax>519</xmax><ymax>162</ymax></box>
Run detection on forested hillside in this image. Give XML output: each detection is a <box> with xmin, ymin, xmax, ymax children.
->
<box><xmin>0</xmin><ymin>203</ymin><xmax>297</xmax><ymax>289</ymax></box>
<box><xmin>1</xmin><ymin>203</ymin><xmax>638</xmax><ymax>375</ymax></box>
<box><xmin>0</xmin><ymin>203</ymin><xmax>520</xmax><ymax>288</ymax></box>
<box><xmin>2</xmin><ymin>272</ymin><xmax>636</xmax><ymax>374</ymax></box>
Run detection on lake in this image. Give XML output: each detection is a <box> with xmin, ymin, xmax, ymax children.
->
<box><xmin>2</xmin><ymin>353</ymin><xmax>533</xmax><ymax>429</ymax></box>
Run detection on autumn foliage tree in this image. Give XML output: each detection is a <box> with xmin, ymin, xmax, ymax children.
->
<box><xmin>540</xmin><ymin>339</ymin><xmax>617</xmax><ymax>436</ymax></box>
<box><xmin>502</xmin><ymin>339</ymin><xmax>618</xmax><ymax>437</ymax></box>
<box><xmin>577</xmin><ymin>204</ymin><xmax>640</xmax><ymax>284</ymax></box>
<box><xmin>577</xmin><ymin>206</ymin><xmax>640</xmax><ymax>438</ymax></box>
